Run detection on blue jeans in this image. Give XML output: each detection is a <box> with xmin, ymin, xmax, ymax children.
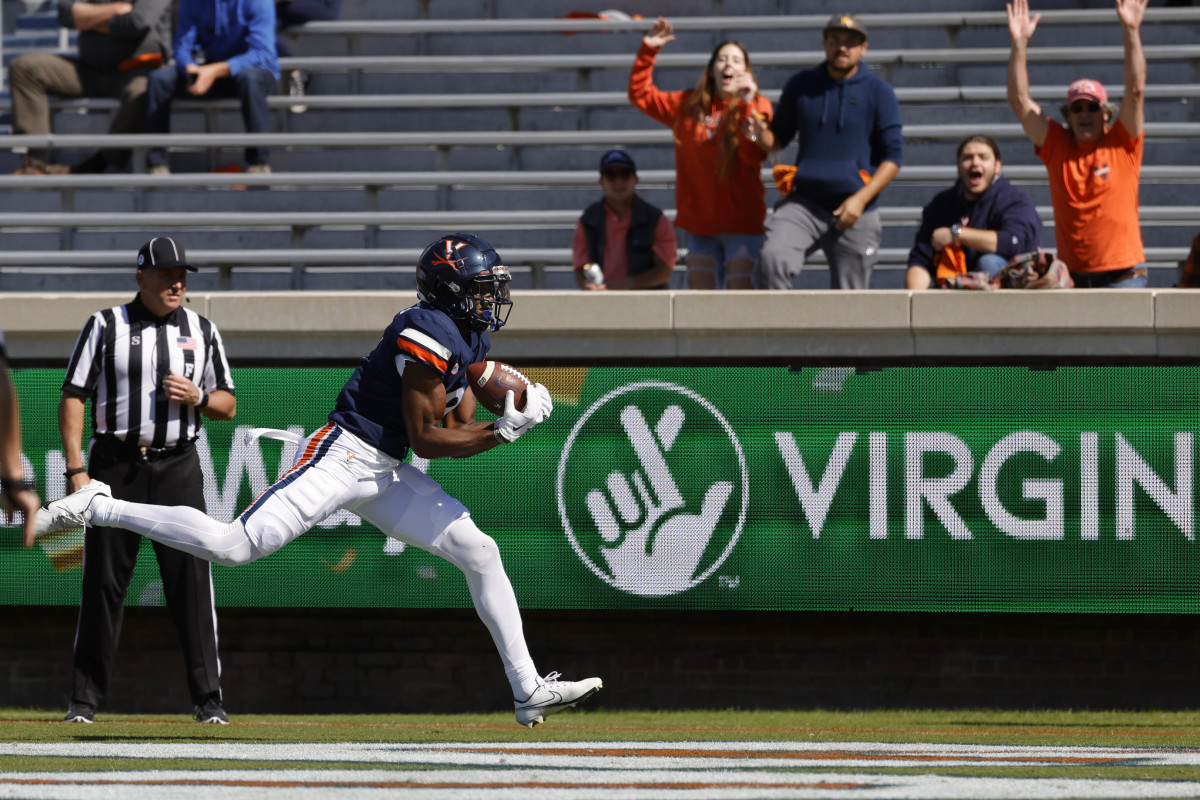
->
<box><xmin>1069</xmin><ymin>264</ymin><xmax>1148</xmax><ymax>289</ymax></box>
<box><xmin>976</xmin><ymin>253</ymin><xmax>1007</xmax><ymax>277</ymax></box>
<box><xmin>685</xmin><ymin>232</ymin><xmax>764</xmax><ymax>288</ymax></box>
<box><xmin>145</xmin><ymin>65</ymin><xmax>276</xmax><ymax>168</ymax></box>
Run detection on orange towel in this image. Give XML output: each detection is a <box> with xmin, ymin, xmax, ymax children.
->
<box><xmin>118</xmin><ymin>53</ymin><xmax>164</xmax><ymax>72</ymax></box>
<box><xmin>934</xmin><ymin>243</ymin><xmax>968</xmax><ymax>286</ymax></box>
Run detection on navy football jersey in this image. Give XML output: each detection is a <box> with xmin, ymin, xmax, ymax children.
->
<box><xmin>329</xmin><ymin>303</ymin><xmax>490</xmax><ymax>459</ymax></box>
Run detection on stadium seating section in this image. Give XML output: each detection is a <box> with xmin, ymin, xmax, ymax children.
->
<box><xmin>0</xmin><ymin>0</ymin><xmax>1198</xmax><ymax>290</ymax></box>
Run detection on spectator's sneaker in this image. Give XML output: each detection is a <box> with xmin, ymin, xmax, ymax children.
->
<box><xmin>194</xmin><ymin>697</ymin><xmax>229</xmax><ymax>724</ymax></box>
<box><xmin>287</xmin><ymin>69</ymin><xmax>309</xmax><ymax>114</ymax></box>
<box><xmin>33</xmin><ymin>480</ymin><xmax>111</xmax><ymax>537</ymax></box>
<box><xmin>63</xmin><ymin>703</ymin><xmax>95</xmax><ymax>723</ymax></box>
<box><xmin>246</xmin><ymin>163</ymin><xmax>272</xmax><ymax>174</ymax></box>
<box><xmin>148</xmin><ymin>164</ymin><xmax>171</xmax><ymax>176</ymax></box>
<box><xmin>513</xmin><ymin>671</ymin><xmax>602</xmax><ymax>728</ymax></box>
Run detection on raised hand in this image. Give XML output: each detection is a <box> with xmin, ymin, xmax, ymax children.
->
<box><xmin>643</xmin><ymin>16</ymin><xmax>675</xmax><ymax>49</ymax></box>
<box><xmin>731</xmin><ymin>72</ymin><xmax>758</xmax><ymax>104</ymax></box>
<box><xmin>1006</xmin><ymin>0</ymin><xmax>1041</xmax><ymax>44</ymax></box>
<box><xmin>1115</xmin><ymin>0</ymin><xmax>1148</xmax><ymax>30</ymax></box>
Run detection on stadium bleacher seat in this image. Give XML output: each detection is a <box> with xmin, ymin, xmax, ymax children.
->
<box><xmin>1</xmin><ymin>1</ymin><xmax>1198</xmax><ymax>290</ymax></box>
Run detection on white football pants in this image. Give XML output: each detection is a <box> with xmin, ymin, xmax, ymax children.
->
<box><xmin>89</xmin><ymin>423</ymin><xmax>539</xmax><ymax>695</ymax></box>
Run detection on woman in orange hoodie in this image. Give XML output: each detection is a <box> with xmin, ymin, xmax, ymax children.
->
<box><xmin>629</xmin><ymin>17</ymin><xmax>774</xmax><ymax>290</ymax></box>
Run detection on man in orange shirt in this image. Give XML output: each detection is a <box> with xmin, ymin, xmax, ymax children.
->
<box><xmin>571</xmin><ymin>150</ymin><xmax>678</xmax><ymax>290</ymax></box>
<box><xmin>1007</xmin><ymin>0</ymin><xmax>1149</xmax><ymax>288</ymax></box>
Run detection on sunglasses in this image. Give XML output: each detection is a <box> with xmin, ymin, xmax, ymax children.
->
<box><xmin>602</xmin><ymin>168</ymin><xmax>634</xmax><ymax>180</ymax></box>
<box><xmin>1070</xmin><ymin>101</ymin><xmax>1101</xmax><ymax>114</ymax></box>
<box><xmin>826</xmin><ymin>35</ymin><xmax>865</xmax><ymax>50</ymax></box>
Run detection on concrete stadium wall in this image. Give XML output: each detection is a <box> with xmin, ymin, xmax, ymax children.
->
<box><xmin>6</xmin><ymin>289</ymin><xmax>1200</xmax><ymax>715</ymax></box>
<box><xmin>5</xmin><ymin>290</ymin><xmax>1200</xmax><ymax>362</ymax></box>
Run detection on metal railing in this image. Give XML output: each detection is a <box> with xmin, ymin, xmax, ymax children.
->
<box><xmin>3</xmin><ymin>83</ymin><xmax>1195</xmax><ymax>116</ymax></box>
<box><xmin>285</xmin><ymin>8</ymin><xmax>1200</xmax><ymax>37</ymax></box>
<box><xmin>0</xmin><ymin>246</ymin><xmax>1189</xmax><ymax>291</ymax></box>
<box><xmin>6</xmin><ymin>122</ymin><xmax>1200</xmax><ymax>171</ymax></box>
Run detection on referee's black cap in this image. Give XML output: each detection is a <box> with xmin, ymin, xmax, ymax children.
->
<box><xmin>137</xmin><ymin>237</ymin><xmax>197</xmax><ymax>272</ymax></box>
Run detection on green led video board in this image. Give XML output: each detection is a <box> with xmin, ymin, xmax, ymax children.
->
<box><xmin>3</xmin><ymin>365</ymin><xmax>1198</xmax><ymax>612</ymax></box>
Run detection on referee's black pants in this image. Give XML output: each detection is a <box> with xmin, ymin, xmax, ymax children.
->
<box><xmin>71</xmin><ymin>438</ymin><xmax>223</xmax><ymax>710</ymax></box>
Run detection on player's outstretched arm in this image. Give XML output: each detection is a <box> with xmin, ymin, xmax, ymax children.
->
<box><xmin>402</xmin><ymin>363</ymin><xmax>503</xmax><ymax>459</ymax></box>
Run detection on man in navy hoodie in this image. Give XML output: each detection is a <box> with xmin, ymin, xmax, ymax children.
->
<box><xmin>747</xmin><ymin>13</ymin><xmax>903</xmax><ymax>290</ymax></box>
<box><xmin>906</xmin><ymin>135</ymin><xmax>1043</xmax><ymax>289</ymax></box>
<box><xmin>144</xmin><ymin>0</ymin><xmax>279</xmax><ymax>173</ymax></box>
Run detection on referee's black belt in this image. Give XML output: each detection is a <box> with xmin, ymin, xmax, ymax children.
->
<box><xmin>94</xmin><ymin>433</ymin><xmax>197</xmax><ymax>462</ymax></box>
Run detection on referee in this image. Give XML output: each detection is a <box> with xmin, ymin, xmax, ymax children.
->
<box><xmin>59</xmin><ymin>237</ymin><xmax>235</xmax><ymax>724</ymax></box>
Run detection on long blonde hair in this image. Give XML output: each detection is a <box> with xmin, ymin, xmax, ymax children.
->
<box><xmin>679</xmin><ymin>40</ymin><xmax>754</xmax><ymax>180</ymax></box>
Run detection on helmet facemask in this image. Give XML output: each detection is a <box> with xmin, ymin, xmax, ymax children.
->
<box><xmin>465</xmin><ymin>270</ymin><xmax>512</xmax><ymax>332</ymax></box>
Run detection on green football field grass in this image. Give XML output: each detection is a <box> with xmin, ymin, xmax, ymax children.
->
<box><xmin>3</xmin><ymin>708</ymin><xmax>1200</xmax><ymax>780</ymax></box>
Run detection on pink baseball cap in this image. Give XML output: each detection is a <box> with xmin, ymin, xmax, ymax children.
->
<box><xmin>1067</xmin><ymin>79</ymin><xmax>1108</xmax><ymax>105</ymax></box>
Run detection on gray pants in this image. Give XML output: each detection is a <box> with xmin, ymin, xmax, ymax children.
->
<box><xmin>755</xmin><ymin>195</ymin><xmax>883</xmax><ymax>290</ymax></box>
<box><xmin>8</xmin><ymin>53</ymin><xmax>152</xmax><ymax>168</ymax></box>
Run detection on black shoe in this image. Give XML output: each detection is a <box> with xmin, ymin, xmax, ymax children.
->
<box><xmin>64</xmin><ymin>702</ymin><xmax>95</xmax><ymax>723</ymax></box>
<box><xmin>194</xmin><ymin>696</ymin><xmax>229</xmax><ymax>724</ymax></box>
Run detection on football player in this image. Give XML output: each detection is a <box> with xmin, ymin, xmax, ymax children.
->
<box><xmin>33</xmin><ymin>233</ymin><xmax>602</xmax><ymax>727</ymax></box>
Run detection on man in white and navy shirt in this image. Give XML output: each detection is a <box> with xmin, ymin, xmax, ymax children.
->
<box><xmin>58</xmin><ymin>237</ymin><xmax>235</xmax><ymax>724</ymax></box>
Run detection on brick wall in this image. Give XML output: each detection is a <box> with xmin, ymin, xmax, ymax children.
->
<box><xmin>4</xmin><ymin>607</ymin><xmax>1200</xmax><ymax>714</ymax></box>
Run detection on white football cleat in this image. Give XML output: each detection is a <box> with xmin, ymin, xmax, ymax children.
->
<box><xmin>34</xmin><ymin>480</ymin><xmax>112</xmax><ymax>537</ymax></box>
<box><xmin>514</xmin><ymin>671</ymin><xmax>602</xmax><ymax>728</ymax></box>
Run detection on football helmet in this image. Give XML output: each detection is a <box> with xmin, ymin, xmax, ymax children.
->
<box><xmin>416</xmin><ymin>233</ymin><xmax>512</xmax><ymax>332</ymax></box>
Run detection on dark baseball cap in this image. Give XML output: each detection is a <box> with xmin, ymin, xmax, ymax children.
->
<box><xmin>824</xmin><ymin>13</ymin><xmax>867</xmax><ymax>41</ymax></box>
<box><xmin>137</xmin><ymin>236</ymin><xmax>196</xmax><ymax>272</ymax></box>
<box><xmin>599</xmin><ymin>149</ymin><xmax>637</xmax><ymax>175</ymax></box>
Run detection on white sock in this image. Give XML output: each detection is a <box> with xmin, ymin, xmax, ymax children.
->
<box><xmin>432</xmin><ymin>516</ymin><xmax>541</xmax><ymax>700</ymax></box>
<box><xmin>92</xmin><ymin>497</ymin><xmax>260</xmax><ymax>567</ymax></box>
<box><xmin>507</xmin><ymin>659</ymin><xmax>541</xmax><ymax>701</ymax></box>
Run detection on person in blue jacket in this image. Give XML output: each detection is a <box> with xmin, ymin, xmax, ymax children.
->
<box><xmin>745</xmin><ymin>13</ymin><xmax>903</xmax><ymax>290</ymax></box>
<box><xmin>144</xmin><ymin>0</ymin><xmax>279</xmax><ymax>173</ymax></box>
<box><xmin>906</xmin><ymin>135</ymin><xmax>1044</xmax><ymax>289</ymax></box>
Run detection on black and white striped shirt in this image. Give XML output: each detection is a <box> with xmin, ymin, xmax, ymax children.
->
<box><xmin>63</xmin><ymin>295</ymin><xmax>234</xmax><ymax>448</ymax></box>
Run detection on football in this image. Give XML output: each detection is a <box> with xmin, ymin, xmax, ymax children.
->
<box><xmin>465</xmin><ymin>360</ymin><xmax>529</xmax><ymax>416</ymax></box>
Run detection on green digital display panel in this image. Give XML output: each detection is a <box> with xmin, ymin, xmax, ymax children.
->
<box><xmin>3</xmin><ymin>366</ymin><xmax>1198</xmax><ymax>612</ymax></box>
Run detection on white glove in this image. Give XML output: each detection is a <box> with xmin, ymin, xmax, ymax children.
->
<box><xmin>494</xmin><ymin>383</ymin><xmax>553</xmax><ymax>443</ymax></box>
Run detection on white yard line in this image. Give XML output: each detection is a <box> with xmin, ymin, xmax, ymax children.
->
<box><xmin>4</xmin><ymin>742</ymin><xmax>1200</xmax><ymax>799</ymax></box>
